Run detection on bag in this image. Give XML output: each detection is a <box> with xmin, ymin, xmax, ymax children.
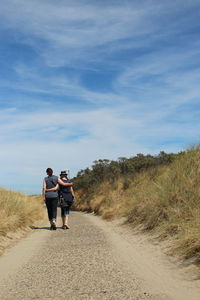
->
<box><xmin>59</xmin><ymin>191</ymin><xmax>74</xmax><ymax>208</ymax></box>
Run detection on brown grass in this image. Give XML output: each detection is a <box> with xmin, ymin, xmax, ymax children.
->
<box><xmin>0</xmin><ymin>188</ymin><xmax>44</xmax><ymax>238</ymax></box>
<box><xmin>75</xmin><ymin>148</ymin><xmax>200</xmax><ymax>265</ymax></box>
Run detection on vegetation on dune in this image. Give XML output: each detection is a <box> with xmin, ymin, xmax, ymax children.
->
<box><xmin>74</xmin><ymin>151</ymin><xmax>182</xmax><ymax>212</ymax></box>
<box><xmin>74</xmin><ymin>149</ymin><xmax>200</xmax><ymax>265</ymax></box>
<box><xmin>0</xmin><ymin>189</ymin><xmax>44</xmax><ymax>238</ymax></box>
<box><xmin>75</xmin><ymin>151</ymin><xmax>180</xmax><ymax>191</ymax></box>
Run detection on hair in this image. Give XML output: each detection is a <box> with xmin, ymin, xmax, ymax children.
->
<box><xmin>46</xmin><ymin>168</ymin><xmax>53</xmax><ymax>176</ymax></box>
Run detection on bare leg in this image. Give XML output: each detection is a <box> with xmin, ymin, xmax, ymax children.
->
<box><xmin>62</xmin><ymin>216</ymin><xmax>68</xmax><ymax>226</ymax></box>
<box><xmin>62</xmin><ymin>216</ymin><xmax>69</xmax><ymax>229</ymax></box>
<box><xmin>61</xmin><ymin>207</ymin><xmax>70</xmax><ymax>229</ymax></box>
<box><xmin>62</xmin><ymin>216</ymin><xmax>66</xmax><ymax>226</ymax></box>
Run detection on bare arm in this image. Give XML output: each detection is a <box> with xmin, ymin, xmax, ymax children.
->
<box><xmin>42</xmin><ymin>180</ymin><xmax>46</xmax><ymax>202</ymax></box>
<box><xmin>58</xmin><ymin>178</ymin><xmax>73</xmax><ymax>186</ymax></box>
<box><xmin>46</xmin><ymin>184</ymin><xmax>59</xmax><ymax>191</ymax></box>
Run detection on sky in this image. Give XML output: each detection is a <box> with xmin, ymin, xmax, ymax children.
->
<box><xmin>0</xmin><ymin>0</ymin><xmax>200</xmax><ymax>194</ymax></box>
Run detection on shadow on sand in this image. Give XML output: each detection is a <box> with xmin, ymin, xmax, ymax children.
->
<box><xmin>30</xmin><ymin>226</ymin><xmax>64</xmax><ymax>230</ymax></box>
<box><xmin>30</xmin><ymin>226</ymin><xmax>50</xmax><ymax>230</ymax></box>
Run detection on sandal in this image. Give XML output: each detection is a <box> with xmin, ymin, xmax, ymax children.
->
<box><xmin>62</xmin><ymin>225</ymin><xmax>70</xmax><ymax>230</ymax></box>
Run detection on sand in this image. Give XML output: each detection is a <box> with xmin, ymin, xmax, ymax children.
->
<box><xmin>0</xmin><ymin>212</ymin><xmax>199</xmax><ymax>300</ymax></box>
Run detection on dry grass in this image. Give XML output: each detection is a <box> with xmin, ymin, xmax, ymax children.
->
<box><xmin>75</xmin><ymin>179</ymin><xmax>127</xmax><ymax>219</ymax></box>
<box><xmin>125</xmin><ymin>149</ymin><xmax>200</xmax><ymax>263</ymax></box>
<box><xmin>0</xmin><ymin>188</ymin><xmax>44</xmax><ymax>238</ymax></box>
<box><xmin>75</xmin><ymin>148</ymin><xmax>200</xmax><ymax>265</ymax></box>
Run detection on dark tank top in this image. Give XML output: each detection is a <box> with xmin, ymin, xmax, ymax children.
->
<box><xmin>45</xmin><ymin>175</ymin><xmax>58</xmax><ymax>198</ymax></box>
<box><xmin>59</xmin><ymin>179</ymin><xmax>72</xmax><ymax>193</ymax></box>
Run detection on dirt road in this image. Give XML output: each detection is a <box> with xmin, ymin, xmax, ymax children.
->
<box><xmin>0</xmin><ymin>212</ymin><xmax>199</xmax><ymax>300</ymax></box>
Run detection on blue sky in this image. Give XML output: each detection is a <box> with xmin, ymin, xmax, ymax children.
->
<box><xmin>0</xmin><ymin>0</ymin><xmax>200</xmax><ymax>194</ymax></box>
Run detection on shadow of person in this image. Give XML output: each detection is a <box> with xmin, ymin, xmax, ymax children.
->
<box><xmin>30</xmin><ymin>226</ymin><xmax>50</xmax><ymax>230</ymax></box>
<box><xmin>30</xmin><ymin>226</ymin><xmax>64</xmax><ymax>230</ymax></box>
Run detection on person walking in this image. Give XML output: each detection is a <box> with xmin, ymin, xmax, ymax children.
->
<box><xmin>42</xmin><ymin>168</ymin><xmax>73</xmax><ymax>230</ymax></box>
<box><xmin>59</xmin><ymin>170</ymin><xmax>75</xmax><ymax>229</ymax></box>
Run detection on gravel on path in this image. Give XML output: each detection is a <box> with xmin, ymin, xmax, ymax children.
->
<box><xmin>0</xmin><ymin>212</ymin><xmax>165</xmax><ymax>300</ymax></box>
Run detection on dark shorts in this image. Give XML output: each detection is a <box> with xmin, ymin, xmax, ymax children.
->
<box><xmin>61</xmin><ymin>206</ymin><xmax>70</xmax><ymax>217</ymax></box>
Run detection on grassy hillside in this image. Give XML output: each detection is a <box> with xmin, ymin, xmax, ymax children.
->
<box><xmin>75</xmin><ymin>148</ymin><xmax>200</xmax><ymax>265</ymax></box>
<box><xmin>0</xmin><ymin>189</ymin><xmax>44</xmax><ymax>238</ymax></box>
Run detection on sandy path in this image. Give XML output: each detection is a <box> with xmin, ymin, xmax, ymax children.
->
<box><xmin>0</xmin><ymin>212</ymin><xmax>199</xmax><ymax>300</ymax></box>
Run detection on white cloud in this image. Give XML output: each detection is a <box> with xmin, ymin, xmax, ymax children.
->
<box><xmin>1</xmin><ymin>102</ymin><xmax>199</xmax><ymax>192</ymax></box>
<box><xmin>0</xmin><ymin>106</ymin><xmax>145</xmax><ymax>193</ymax></box>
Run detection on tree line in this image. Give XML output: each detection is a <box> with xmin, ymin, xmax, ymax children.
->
<box><xmin>74</xmin><ymin>151</ymin><xmax>183</xmax><ymax>191</ymax></box>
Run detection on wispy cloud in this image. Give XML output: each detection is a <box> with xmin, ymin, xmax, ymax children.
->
<box><xmin>0</xmin><ymin>0</ymin><xmax>200</xmax><ymax>193</ymax></box>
